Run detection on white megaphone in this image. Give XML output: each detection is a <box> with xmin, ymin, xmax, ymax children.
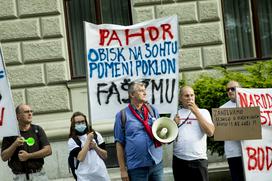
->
<box><xmin>152</xmin><ymin>117</ymin><xmax>178</xmax><ymax>143</ymax></box>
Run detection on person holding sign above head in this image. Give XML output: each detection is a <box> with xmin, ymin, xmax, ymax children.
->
<box><xmin>67</xmin><ymin>111</ymin><xmax>110</xmax><ymax>181</ymax></box>
<box><xmin>114</xmin><ymin>81</ymin><xmax>163</xmax><ymax>181</ymax></box>
<box><xmin>1</xmin><ymin>104</ymin><xmax>52</xmax><ymax>181</ymax></box>
<box><xmin>220</xmin><ymin>80</ymin><xmax>245</xmax><ymax>181</ymax></box>
<box><xmin>173</xmin><ymin>86</ymin><xmax>215</xmax><ymax>181</ymax></box>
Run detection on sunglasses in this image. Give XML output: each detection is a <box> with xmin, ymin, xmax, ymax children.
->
<box><xmin>226</xmin><ymin>87</ymin><xmax>236</xmax><ymax>92</ymax></box>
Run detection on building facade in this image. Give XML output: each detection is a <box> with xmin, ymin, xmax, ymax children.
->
<box><xmin>0</xmin><ymin>0</ymin><xmax>271</xmax><ymax>180</ymax></box>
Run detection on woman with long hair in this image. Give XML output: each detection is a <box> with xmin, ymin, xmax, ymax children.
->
<box><xmin>68</xmin><ymin>112</ymin><xmax>110</xmax><ymax>181</ymax></box>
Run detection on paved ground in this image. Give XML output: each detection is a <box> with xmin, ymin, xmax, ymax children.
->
<box><xmin>49</xmin><ymin>162</ymin><xmax>230</xmax><ymax>181</ymax></box>
<box><xmin>49</xmin><ymin>167</ymin><xmax>174</xmax><ymax>181</ymax></box>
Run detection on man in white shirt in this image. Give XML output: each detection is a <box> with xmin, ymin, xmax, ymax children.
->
<box><xmin>173</xmin><ymin>86</ymin><xmax>215</xmax><ymax>181</ymax></box>
<box><xmin>220</xmin><ymin>80</ymin><xmax>245</xmax><ymax>181</ymax></box>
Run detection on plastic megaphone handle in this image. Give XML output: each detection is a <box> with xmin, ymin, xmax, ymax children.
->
<box><xmin>159</xmin><ymin>128</ymin><xmax>168</xmax><ymax>138</ymax></box>
<box><xmin>23</xmin><ymin>137</ymin><xmax>35</xmax><ymax>146</ymax></box>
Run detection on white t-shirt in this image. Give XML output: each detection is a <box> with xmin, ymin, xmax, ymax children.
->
<box><xmin>173</xmin><ymin>108</ymin><xmax>213</xmax><ymax>160</ymax></box>
<box><xmin>220</xmin><ymin>100</ymin><xmax>242</xmax><ymax>158</ymax></box>
<box><xmin>68</xmin><ymin>131</ymin><xmax>110</xmax><ymax>181</ymax></box>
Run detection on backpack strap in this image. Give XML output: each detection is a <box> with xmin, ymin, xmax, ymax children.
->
<box><xmin>120</xmin><ymin>103</ymin><xmax>156</xmax><ymax>144</ymax></box>
<box><xmin>30</xmin><ymin>124</ymin><xmax>41</xmax><ymax>148</ymax></box>
<box><xmin>68</xmin><ymin>137</ymin><xmax>82</xmax><ymax>180</ymax></box>
<box><xmin>121</xmin><ymin>108</ymin><xmax>127</xmax><ymax>140</ymax></box>
<box><xmin>71</xmin><ymin>137</ymin><xmax>81</xmax><ymax>170</ymax></box>
<box><xmin>72</xmin><ymin>137</ymin><xmax>82</xmax><ymax>148</ymax></box>
<box><xmin>31</xmin><ymin>124</ymin><xmax>39</xmax><ymax>135</ymax></box>
<box><xmin>93</xmin><ymin>131</ymin><xmax>99</xmax><ymax>145</ymax></box>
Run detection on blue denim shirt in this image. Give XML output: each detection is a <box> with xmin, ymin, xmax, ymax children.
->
<box><xmin>114</xmin><ymin>106</ymin><xmax>163</xmax><ymax>170</ymax></box>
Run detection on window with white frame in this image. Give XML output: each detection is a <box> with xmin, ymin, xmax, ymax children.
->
<box><xmin>222</xmin><ymin>0</ymin><xmax>272</xmax><ymax>62</ymax></box>
<box><xmin>64</xmin><ymin>0</ymin><xmax>132</xmax><ymax>78</ymax></box>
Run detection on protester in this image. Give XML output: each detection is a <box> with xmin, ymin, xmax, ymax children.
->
<box><xmin>114</xmin><ymin>81</ymin><xmax>163</xmax><ymax>181</ymax></box>
<box><xmin>173</xmin><ymin>86</ymin><xmax>215</xmax><ymax>181</ymax></box>
<box><xmin>220</xmin><ymin>80</ymin><xmax>245</xmax><ymax>181</ymax></box>
<box><xmin>68</xmin><ymin>111</ymin><xmax>110</xmax><ymax>181</ymax></box>
<box><xmin>1</xmin><ymin>104</ymin><xmax>52</xmax><ymax>181</ymax></box>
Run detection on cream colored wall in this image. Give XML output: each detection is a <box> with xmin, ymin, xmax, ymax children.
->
<box><xmin>0</xmin><ymin>0</ymin><xmax>230</xmax><ymax>140</ymax></box>
<box><xmin>0</xmin><ymin>0</ymin><xmax>231</xmax><ymax>179</ymax></box>
<box><xmin>133</xmin><ymin>0</ymin><xmax>228</xmax><ymax>84</ymax></box>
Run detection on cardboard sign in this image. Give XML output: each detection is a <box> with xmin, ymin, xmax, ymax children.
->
<box><xmin>0</xmin><ymin>45</ymin><xmax>19</xmax><ymax>137</ymax></box>
<box><xmin>212</xmin><ymin>107</ymin><xmax>261</xmax><ymax>141</ymax></box>
<box><xmin>236</xmin><ymin>88</ymin><xmax>272</xmax><ymax>181</ymax></box>
<box><xmin>84</xmin><ymin>16</ymin><xmax>179</xmax><ymax>122</ymax></box>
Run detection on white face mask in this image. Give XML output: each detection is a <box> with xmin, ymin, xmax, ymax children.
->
<box><xmin>75</xmin><ymin>123</ymin><xmax>87</xmax><ymax>133</ymax></box>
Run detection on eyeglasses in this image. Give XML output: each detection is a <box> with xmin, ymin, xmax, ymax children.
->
<box><xmin>226</xmin><ymin>87</ymin><xmax>236</xmax><ymax>92</ymax></box>
<box><xmin>22</xmin><ymin>110</ymin><xmax>33</xmax><ymax>114</ymax></box>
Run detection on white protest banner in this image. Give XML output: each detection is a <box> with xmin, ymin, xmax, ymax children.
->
<box><xmin>84</xmin><ymin>16</ymin><xmax>179</xmax><ymax>122</ymax></box>
<box><xmin>0</xmin><ymin>46</ymin><xmax>19</xmax><ymax>137</ymax></box>
<box><xmin>236</xmin><ymin>88</ymin><xmax>272</xmax><ymax>181</ymax></box>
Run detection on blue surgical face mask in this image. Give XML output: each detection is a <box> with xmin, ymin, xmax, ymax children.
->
<box><xmin>75</xmin><ymin>123</ymin><xmax>87</xmax><ymax>133</ymax></box>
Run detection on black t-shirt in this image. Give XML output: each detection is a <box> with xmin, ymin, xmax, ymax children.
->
<box><xmin>1</xmin><ymin>124</ymin><xmax>50</xmax><ymax>173</ymax></box>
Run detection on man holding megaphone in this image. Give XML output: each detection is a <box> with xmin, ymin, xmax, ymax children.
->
<box><xmin>114</xmin><ymin>81</ymin><xmax>163</xmax><ymax>181</ymax></box>
<box><xmin>172</xmin><ymin>86</ymin><xmax>215</xmax><ymax>181</ymax></box>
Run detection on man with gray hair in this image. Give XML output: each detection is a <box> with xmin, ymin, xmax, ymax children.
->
<box><xmin>114</xmin><ymin>81</ymin><xmax>163</xmax><ymax>181</ymax></box>
<box><xmin>1</xmin><ymin>104</ymin><xmax>52</xmax><ymax>181</ymax></box>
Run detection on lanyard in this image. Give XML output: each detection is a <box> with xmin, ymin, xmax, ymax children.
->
<box><xmin>178</xmin><ymin>111</ymin><xmax>192</xmax><ymax>128</ymax></box>
<box><xmin>175</xmin><ymin>111</ymin><xmax>192</xmax><ymax>142</ymax></box>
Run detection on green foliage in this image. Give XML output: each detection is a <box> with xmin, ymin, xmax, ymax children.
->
<box><xmin>187</xmin><ymin>60</ymin><xmax>272</xmax><ymax>156</ymax></box>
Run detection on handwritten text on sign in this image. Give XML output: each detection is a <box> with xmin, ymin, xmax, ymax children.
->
<box><xmin>247</xmin><ymin>146</ymin><xmax>272</xmax><ymax>171</ymax></box>
<box><xmin>212</xmin><ymin>107</ymin><xmax>261</xmax><ymax>141</ymax></box>
<box><xmin>85</xmin><ymin>16</ymin><xmax>179</xmax><ymax>122</ymax></box>
<box><xmin>96</xmin><ymin>78</ymin><xmax>175</xmax><ymax>105</ymax></box>
<box><xmin>98</xmin><ymin>24</ymin><xmax>174</xmax><ymax>46</ymax></box>
<box><xmin>88</xmin><ymin>41</ymin><xmax>177</xmax><ymax>79</ymax></box>
<box><xmin>237</xmin><ymin>92</ymin><xmax>272</xmax><ymax>126</ymax></box>
<box><xmin>237</xmin><ymin>88</ymin><xmax>272</xmax><ymax>181</ymax></box>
